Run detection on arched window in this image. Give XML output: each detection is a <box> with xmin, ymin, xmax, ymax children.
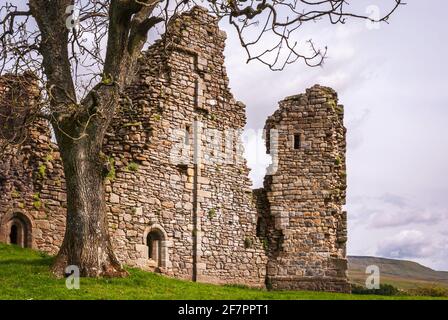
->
<box><xmin>143</xmin><ymin>224</ymin><xmax>170</xmax><ymax>270</ymax></box>
<box><xmin>146</xmin><ymin>229</ymin><xmax>163</xmax><ymax>267</ymax></box>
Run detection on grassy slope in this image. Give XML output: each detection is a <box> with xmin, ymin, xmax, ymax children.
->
<box><xmin>348</xmin><ymin>256</ymin><xmax>448</xmax><ymax>290</ymax></box>
<box><xmin>0</xmin><ymin>244</ymin><xmax>445</xmax><ymax>300</ymax></box>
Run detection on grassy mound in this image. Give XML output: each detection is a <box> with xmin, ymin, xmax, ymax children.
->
<box><xmin>0</xmin><ymin>244</ymin><xmax>445</xmax><ymax>300</ymax></box>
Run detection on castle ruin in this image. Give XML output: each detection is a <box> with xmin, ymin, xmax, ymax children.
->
<box><xmin>0</xmin><ymin>7</ymin><xmax>349</xmax><ymax>292</ymax></box>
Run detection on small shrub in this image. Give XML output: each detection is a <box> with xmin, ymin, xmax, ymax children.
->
<box><xmin>351</xmin><ymin>283</ymin><xmax>400</xmax><ymax>296</ymax></box>
<box><xmin>408</xmin><ymin>285</ymin><xmax>448</xmax><ymax>297</ymax></box>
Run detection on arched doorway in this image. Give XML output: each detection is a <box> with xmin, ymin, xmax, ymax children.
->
<box><xmin>0</xmin><ymin>212</ymin><xmax>33</xmax><ymax>248</ymax></box>
<box><xmin>8</xmin><ymin>217</ymin><xmax>28</xmax><ymax>247</ymax></box>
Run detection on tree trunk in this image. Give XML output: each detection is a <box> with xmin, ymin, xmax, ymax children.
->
<box><xmin>51</xmin><ymin>133</ymin><xmax>126</xmax><ymax>277</ymax></box>
<box><xmin>25</xmin><ymin>0</ymin><xmax>159</xmax><ymax>278</ymax></box>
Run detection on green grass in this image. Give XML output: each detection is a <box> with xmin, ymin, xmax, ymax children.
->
<box><xmin>0</xmin><ymin>244</ymin><xmax>446</xmax><ymax>300</ymax></box>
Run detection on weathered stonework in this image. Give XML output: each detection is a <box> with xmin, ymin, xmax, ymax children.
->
<box><xmin>0</xmin><ymin>74</ymin><xmax>66</xmax><ymax>253</ymax></box>
<box><xmin>0</xmin><ymin>6</ymin><xmax>349</xmax><ymax>292</ymax></box>
<box><xmin>256</xmin><ymin>86</ymin><xmax>350</xmax><ymax>292</ymax></box>
<box><xmin>102</xmin><ymin>7</ymin><xmax>267</xmax><ymax>285</ymax></box>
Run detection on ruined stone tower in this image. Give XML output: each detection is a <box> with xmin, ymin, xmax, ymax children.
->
<box><xmin>0</xmin><ymin>7</ymin><xmax>350</xmax><ymax>293</ymax></box>
<box><xmin>256</xmin><ymin>85</ymin><xmax>350</xmax><ymax>292</ymax></box>
<box><xmin>0</xmin><ymin>74</ymin><xmax>66</xmax><ymax>252</ymax></box>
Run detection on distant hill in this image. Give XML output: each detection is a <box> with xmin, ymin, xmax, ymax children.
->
<box><xmin>348</xmin><ymin>256</ymin><xmax>448</xmax><ymax>289</ymax></box>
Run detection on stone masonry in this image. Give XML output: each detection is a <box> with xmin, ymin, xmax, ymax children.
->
<box><xmin>0</xmin><ymin>6</ymin><xmax>350</xmax><ymax>292</ymax></box>
<box><xmin>256</xmin><ymin>86</ymin><xmax>350</xmax><ymax>292</ymax></box>
<box><xmin>0</xmin><ymin>74</ymin><xmax>66</xmax><ymax>252</ymax></box>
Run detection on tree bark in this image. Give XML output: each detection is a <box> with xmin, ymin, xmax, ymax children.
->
<box><xmin>26</xmin><ymin>0</ymin><xmax>160</xmax><ymax>278</ymax></box>
<box><xmin>51</xmin><ymin>124</ymin><xmax>126</xmax><ymax>277</ymax></box>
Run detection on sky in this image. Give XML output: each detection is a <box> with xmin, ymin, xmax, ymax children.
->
<box><xmin>220</xmin><ymin>0</ymin><xmax>448</xmax><ymax>270</ymax></box>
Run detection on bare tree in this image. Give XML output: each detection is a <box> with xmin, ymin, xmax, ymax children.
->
<box><xmin>0</xmin><ymin>0</ymin><xmax>403</xmax><ymax>277</ymax></box>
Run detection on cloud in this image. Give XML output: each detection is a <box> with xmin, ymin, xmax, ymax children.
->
<box><xmin>377</xmin><ymin>230</ymin><xmax>437</xmax><ymax>259</ymax></box>
<box><xmin>369</xmin><ymin>208</ymin><xmax>441</xmax><ymax>229</ymax></box>
<box><xmin>348</xmin><ymin>193</ymin><xmax>444</xmax><ymax>229</ymax></box>
<box><xmin>379</xmin><ymin>193</ymin><xmax>407</xmax><ymax>208</ymax></box>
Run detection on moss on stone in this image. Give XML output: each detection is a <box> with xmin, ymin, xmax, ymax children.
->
<box><xmin>127</xmin><ymin>162</ymin><xmax>139</xmax><ymax>172</ymax></box>
<box><xmin>37</xmin><ymin>164</ymin><xmax>46</xmax><ymax>178</ymax></box>
<box><xmin>32</xmin><ymin>200</ymin><xmax>42</xmax><ymax>209</ymax></box>
<box><xmin>208</xmin><ymin>208</ymin><xmax>216</xmax><ymax>219</ymax></box>
<box><xmin>244</xmin><ymin>237</ymin><xmax>253</xmax><ymax>249</ymax></box>
<box><xmin>106</xmin><ymin>157</ymin><xmax>116</xmax><ymax>181</ymax></box>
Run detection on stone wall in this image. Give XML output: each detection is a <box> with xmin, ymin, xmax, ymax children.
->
<box><xmin>0</xmin><ymin>7</ymin><xmax>350</xmax><ymax>292</ymax></box>
<box><xmin>0</xmin><ymin>75</ymin><xmax>66</xmax><ymax>253</ymax></box>
<box><xmin>103</xmin><ymin>6</ymin><xmax>267</xmax><ymax>286</ymax></box>
<box><xmin>257</xmin><ymin>85</ymin><xmax>350</xmax><ymax>292</ymax></box>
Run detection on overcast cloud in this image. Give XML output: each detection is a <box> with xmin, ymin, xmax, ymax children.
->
<box><xmin>221</xmin><ymin>0</ymin><xmax>448</xmax><ymax>270</ymax></box>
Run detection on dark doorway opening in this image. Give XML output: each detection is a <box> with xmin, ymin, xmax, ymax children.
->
<box><xmin>10</xmin><ymin>225</ymin><xmax>18</xmax><ymax>245</ymax></box>
<box><xmin>146</xmin><ymin>230</ymin><xmax>163</xmax><ymax>267</ymax></box>
<box><xmin>5</xmin><ymin>214</ymin><xmax>32</xmax><ymax>248</ymax></box>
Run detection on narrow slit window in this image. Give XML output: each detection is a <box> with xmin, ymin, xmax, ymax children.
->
<box><xmin>185</xmin><ymin>125</ymin><xmax>191</xmax><ymax>145</ymax></box>
<box><xmin>293</xmin><ymin>134</ymin><xmax>301</xmax><ymax>149</ymax></box>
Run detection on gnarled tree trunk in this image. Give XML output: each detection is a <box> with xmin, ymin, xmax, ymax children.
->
<box><xmin>51</xmin><ymin>132</ymin><xmax>125</xmax><ymax>277</ymax></box>
<box><xmin>26</xmin><ymin>0</ymin><xmax>161</xmax><ymax>277</ymax></box>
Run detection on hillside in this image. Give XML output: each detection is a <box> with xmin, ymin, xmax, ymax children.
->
<box><xmin>348</xmin><ymin>256</ymin><xmax>448</xmax><ymax>289</ymax></box>
<box><xmin>0</xmin><ymin>244</ymin><xmax>444</xmax><ymax>300</ymax></box>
